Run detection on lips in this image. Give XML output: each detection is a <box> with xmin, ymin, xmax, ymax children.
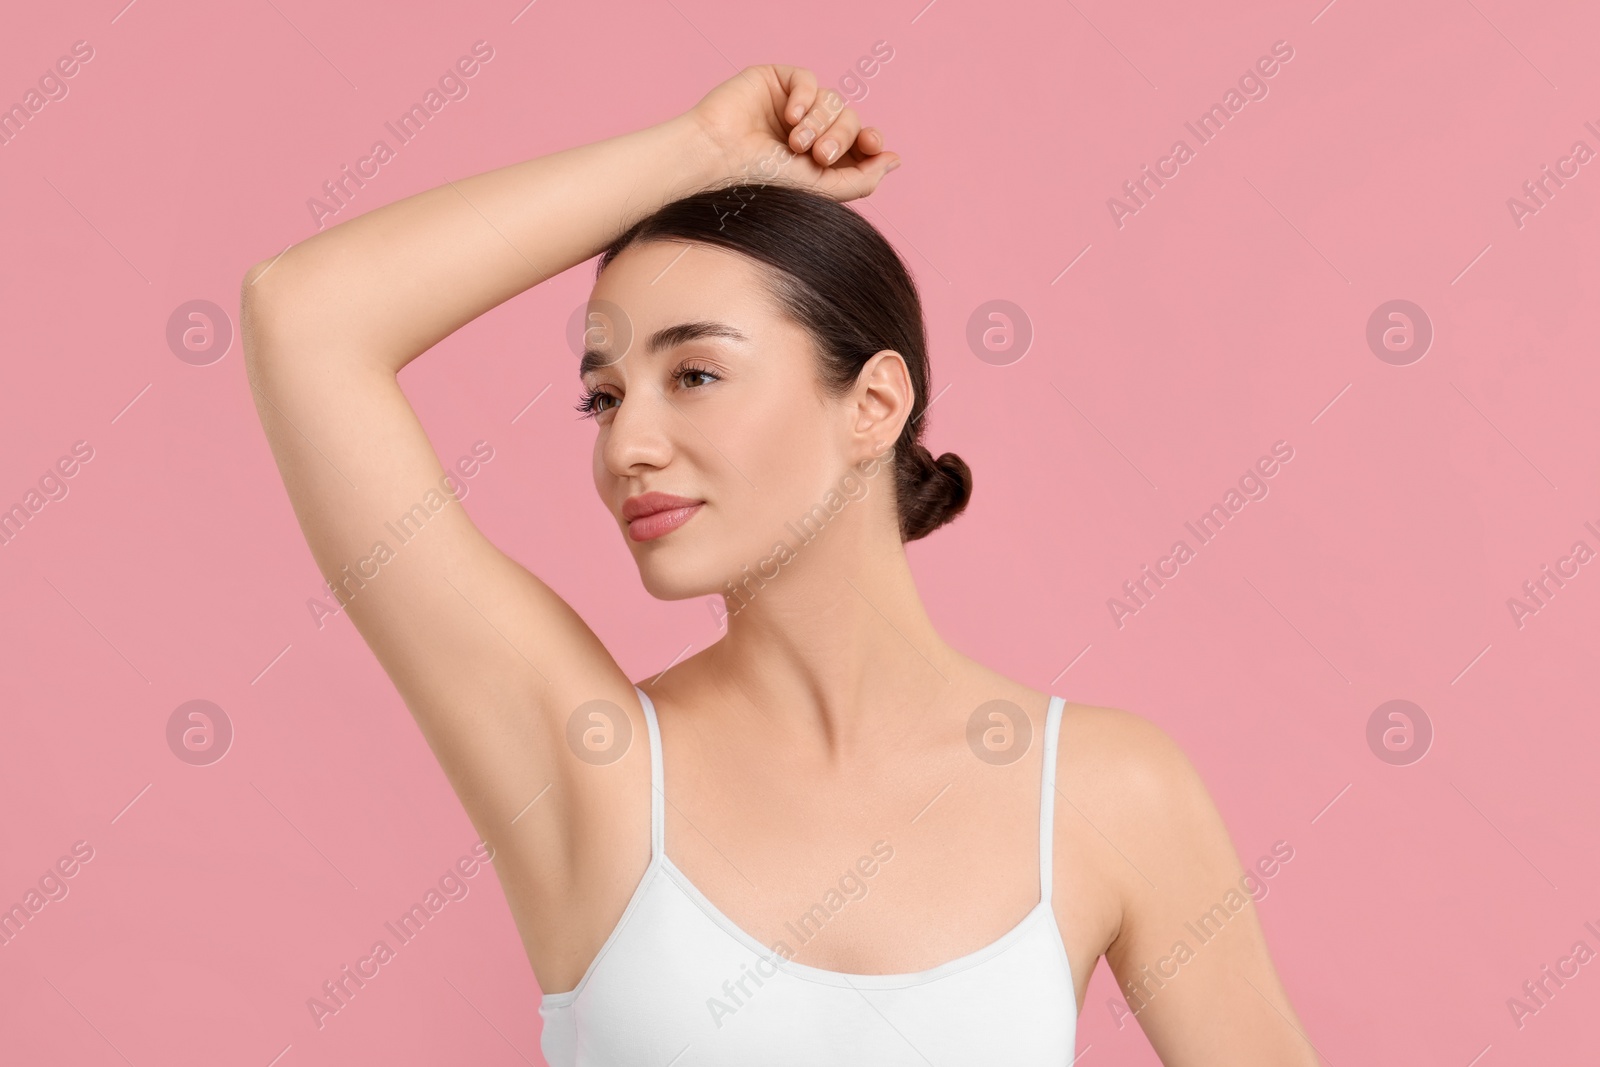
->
<box><xmin>622</xmin><ymin>491</ymin><xmax>704</xmax><ymax>542</ymax></box>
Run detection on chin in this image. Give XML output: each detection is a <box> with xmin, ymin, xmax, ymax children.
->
<box><xmin>630</xmin><ymin>540</ymin><xmax>727</xmax><ymax>602</ymax></box>
<box><xmin>626</xmin><ymin>507</ymin><xmax>794</xmax><ymax>604</ymax></box>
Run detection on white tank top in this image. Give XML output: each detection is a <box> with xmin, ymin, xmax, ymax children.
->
<box><xmin>538</xmin><ymin>686</ymin><xmax>1079</xmax><ymax>1064</ymax></box>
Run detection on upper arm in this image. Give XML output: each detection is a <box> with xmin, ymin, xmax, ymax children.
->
<box><xmin>1064</xmin><ymin>709</ymin><xmax>1319</xmax><ymax>1065</ymax></box>
<box><xmin>239</xmin><ymin>260</ymin><xmax>635</xmax><ymax>886</ymax></box>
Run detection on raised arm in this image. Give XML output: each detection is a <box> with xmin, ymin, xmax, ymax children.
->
<box><xmin>238</xmin><ymin>64</ymin><xmax>898</xmax><ymax>949</ymax></box>
<box><xmin>240</xmin><ymin>113</ymin><xmax>722</xmax><ymax>847</ymax></box>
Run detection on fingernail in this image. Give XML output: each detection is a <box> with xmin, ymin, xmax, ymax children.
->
<box><xmin>820</xmin><ymin>139</ymin><xmax>837</xmax><ymax>162</ymax></box>
<box><xmin>887</xmin><ymin>158</ymin><xmax>901</xmax><ymax>173</ymax></box>
<box><xmin>796</xmin><ymin>128</ymin><xmax>815</xmax><ymax>149</ymax></box>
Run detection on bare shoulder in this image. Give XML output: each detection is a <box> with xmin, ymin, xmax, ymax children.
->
<box><xmin>1049</xmin><ymin>700</ymin><xmax>1319</xmax><ymax>1058</ymax></box>
<box><xmin>962</xmin><ymin>658</ymin><xmax>1210</xmax><ymax>823</ymax></box>
<box><xmin>1050</xmin><ymin>699</ymin><xmax>1237</xmax><ymax>898</ymax></box>
<box><xmin>961</xmin><ymin>663</ymin><xmax>1224</xmax><ymax>864</ymax></box>
<box><xmin>959</xmin><ymin>667</ymin><xmax>1204</xmax><ymax>804</ymax></box>
<box><xmin>1056</xmin><ymin>700</ymin><xmax>1207</xmax><ymax>810</ymax></box>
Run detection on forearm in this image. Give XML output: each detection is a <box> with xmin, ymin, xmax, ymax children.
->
<box><xmin>243</xmin><ymin>113</ymin><xmax>729</xmax><ymax>373</ymax></box>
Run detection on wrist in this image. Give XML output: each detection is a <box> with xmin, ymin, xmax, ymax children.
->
<box><xmin>660</xmin><ymin>110</ymin><xmax>735</xmax><ymax>190</ymax></box>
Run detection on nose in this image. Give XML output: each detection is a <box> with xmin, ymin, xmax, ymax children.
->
<box><xmin>600</xmin><ymin>383</ymin><xmax>675</xmax><ymax>479</ymax></box>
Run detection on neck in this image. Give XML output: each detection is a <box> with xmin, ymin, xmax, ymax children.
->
<box><xmin>697</xmin><ymin>509</ymin><xmax>957</xmax><ymax>759</ymax></box>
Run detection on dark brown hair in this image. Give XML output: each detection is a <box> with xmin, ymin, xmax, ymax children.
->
<box><xmin>595</xmin><ymin>181</ymin><xmax>972</xmax><ymax>542</ymax></box>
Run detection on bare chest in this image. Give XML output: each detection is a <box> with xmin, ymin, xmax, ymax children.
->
<box><xmin>652</xmin><ymin>741</ymin><xmax>1115</xmax><ymax>1011</ymax></box>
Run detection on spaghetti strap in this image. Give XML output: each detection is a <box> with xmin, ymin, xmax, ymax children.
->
<box><xmin>1039</xmin><ymin>695</ymin><xmax>1066</xmax><ymax>903</ymax></box>
<box><xmin>634</xmin><ymin>685</ymin><xmax>664</xmax><ymax>858</ymax></box>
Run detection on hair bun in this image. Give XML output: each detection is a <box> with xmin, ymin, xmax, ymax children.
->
<box><xmin>899</xmin><ymin>443</ymin><xmax>973</xmax><ymax>541</ymax></box>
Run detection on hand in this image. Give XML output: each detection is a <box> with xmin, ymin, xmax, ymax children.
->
<box><xmin>685</xmin><ymin>64</ymin><xmax>901</xmax><ymax>202</ymax></box>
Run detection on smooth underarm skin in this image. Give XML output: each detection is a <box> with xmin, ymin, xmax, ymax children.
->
<box><xmin>241</xmin><ymin>63</ymin><xmax>1318</xmax><ymax>1063</ymax></box>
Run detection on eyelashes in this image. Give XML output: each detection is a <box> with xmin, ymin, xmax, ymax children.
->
<box><xmin>573</xmin><ymin>387</ymin><xmax>614</xmax><ymax>420</ymax></box>
<box><xmin>574</xmin><ymin>362</ymin><xmax>722</xmax><ymax>421</ymax></box>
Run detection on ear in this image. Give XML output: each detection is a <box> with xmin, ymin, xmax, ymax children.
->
<box><xmin>850</xmin><ymin>349</ymin><xmax>913</xmax><ymax>462</ymax></box>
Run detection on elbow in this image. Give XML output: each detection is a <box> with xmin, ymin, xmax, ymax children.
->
<box><xmin>240</xmin><ymin>278</ymin><xmax>269</xmax><ymax>377</ymax></box>
<box><xmin>241</xmin><ymin>255</ymin><xmax>278</xmax><ymax>292</ymax></box>
<box><xmin>241</xmin><ymin>252</ymin><xmax>292</xmax><ymax>311</ymax></box>
<box><xmin>239</xmin><ymin>255</ymin><xmax>298</xmax><ymax>369</ymax></box>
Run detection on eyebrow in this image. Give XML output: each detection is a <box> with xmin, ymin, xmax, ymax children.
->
<box><xmin>579</xmin><ymin>320</ymin><xmax>749</xmax><ymax>378</ymax></box>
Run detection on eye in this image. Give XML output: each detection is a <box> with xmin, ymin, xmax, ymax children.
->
<box><xmin>676</xmin><ymin>362</ymin><xmax>721</xmax><ymax>390</ymax></box>
<box><xmin>573</xmin><ymin>386</ymin><xmax>619</xmax><ymax>420</ymax></box>
<box><xmin>575</xmin><ymin>362</ymin><xmax>721</xmax><ymax>421</ymax></box>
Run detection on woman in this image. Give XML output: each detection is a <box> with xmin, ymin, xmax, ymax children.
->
<box><xmin>242</xmin><ymin>64</ymin><xmax>1317</xmax><ymax>1065</ymax></box>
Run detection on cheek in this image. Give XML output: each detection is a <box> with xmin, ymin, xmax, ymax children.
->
<box><xmin>734</xmin><ymin>386</ymin><xmax>823</xmax><ymax>473</ymax></box>
<box><xmin>757</xmin><ymin>413</ymin><xmax>823</xmax><ymax>482</ymax></box>
<box><xmin>727</xmin><ymin>400</ymin><xmax>839</xmax><ymax>525</ymax></box>
<box><xmin>591</xmin><ymin>443</ymin><xmax>608</xmax><ymax>501</ymax></box>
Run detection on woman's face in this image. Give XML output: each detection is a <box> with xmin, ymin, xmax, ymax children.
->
<box><xmin>582</xmin><ymin>240</ymin><xmax>888</xmax><ymax>601</ymax></box>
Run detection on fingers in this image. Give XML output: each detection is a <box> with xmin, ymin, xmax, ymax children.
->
<box><xmin>811</xmin><ymin>104</ymin><xmax>863</xmax><ymax>167</ymax></box>
<box><xmin>788</xmin><ymin>87</ymin><xmax>847</xmax><ymax>159</ymax></box>
<box><xmin>820</xmin><ymin>147</ymin><xmax>902</xmax><ymax>203</ymax></box>
<box><xmin>855</xmin><ymin>127</ymin><xmax>887</xmax><ymax>156</ymax></box>
<box><xmin>763</xmin><ymin>65</ymin><xmax>902</xmax><ymax>199</ymax></box>
<box><xmin>813</xmin><ymin>118</ymin><xmax>901</xmax><ymax>202</ymax></box>
<box><xmin>772</xmin><ymin>65</ymin><xmax>820</xmax><ymax>134</ymax></box>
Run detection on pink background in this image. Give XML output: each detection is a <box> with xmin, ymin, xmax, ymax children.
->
<box><xmin>2</xmin><ymin>0</ymin><xmax>1597</xmax><ymax>1063</ymax></box>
